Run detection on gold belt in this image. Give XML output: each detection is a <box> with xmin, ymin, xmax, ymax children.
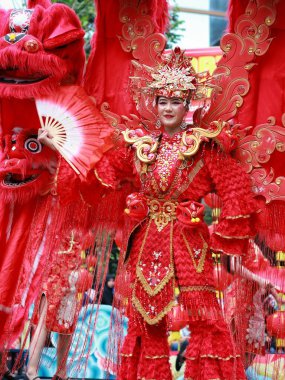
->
<box><xmin>147</xmin><ymin>198</ymin><xmax>178</xmax><ymax>232</ymax></box>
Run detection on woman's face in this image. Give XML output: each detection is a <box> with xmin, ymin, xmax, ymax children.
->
<box><xmin>157</xmin><ymin>97</ymin><xmax>187</xmax><ymax>131</ymax></box>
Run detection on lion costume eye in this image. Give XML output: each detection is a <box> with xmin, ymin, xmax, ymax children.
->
<box><xmin>24</xmin><ymin>138</ymin><xmax>42</xmax><ymax>153</ymax></box>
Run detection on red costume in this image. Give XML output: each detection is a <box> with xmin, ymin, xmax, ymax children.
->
<box><xmin>82</xmin><ymin>1</ymin><xmax>281</xmax><ymax>378</ymax></box>
<box><xmin>95</xmin><ymin>122</ymin><xmax>256</xmax><ymax>379</ymax></box>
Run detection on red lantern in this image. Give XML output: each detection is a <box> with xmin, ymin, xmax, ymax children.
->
<box><xmin>267</xmin><ymin>311</ymin><xmax>285</xmax><ymax>347</ymax></box>
<box><xmin>168</xmin><ymin>305</ymin><xmax>189</xmax><ymax>331</ymax></box>
<box><xmin>204</xmin><ymin>193</ymin><xmax>222</xmax><ymax>209</ymax></box>
<box><xmin>213</xmin><ymin>262</ymin><xmax>233</xmax><ymax>291</ymax></box>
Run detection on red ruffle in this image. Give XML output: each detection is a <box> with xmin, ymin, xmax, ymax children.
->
<box><xmin>210</xmin><ymin>216</ymin><xmax>255</xmax><ymax>255</ymax></box>
<box><xmin>210</xmin><ymin>233</ymin><xmax>250</xmax><ymax>256</ymax></box>
<box><xmin>185</xmin><ymin>319</ymin><xmax>246</xmax><ymax>379</ymax></box>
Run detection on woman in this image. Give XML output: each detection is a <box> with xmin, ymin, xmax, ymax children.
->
<box><xmin>95</xmin><ymin>48</ymin><xmax>256</xmax><ymax>379</ymax></box>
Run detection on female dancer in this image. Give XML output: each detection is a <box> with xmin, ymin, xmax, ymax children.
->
<box><xmin>95</xmin><ymin>48</ymin><xmax>256</xmax><ymax>379</ymax></box>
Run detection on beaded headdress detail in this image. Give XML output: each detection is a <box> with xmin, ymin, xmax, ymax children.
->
<box><xmin>130</xmin><ymin>47</ymin><xmax>211</xmax><ymax>105</ymax></box>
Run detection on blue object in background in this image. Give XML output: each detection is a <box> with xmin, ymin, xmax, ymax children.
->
<box><xmin>38</xmin><ymin>304</ymin><xmax>127</xmax><ymax>379</ymax></box>
<box><xmin>246</xmin><ymin>366</ymin><xmax>272</xmax><ymax>380</ymax></box>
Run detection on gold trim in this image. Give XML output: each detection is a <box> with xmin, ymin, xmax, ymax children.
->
<box><xmin>182</xmin><ymin>232</ymin><xmax>208</xmax><ymax>273</ymax></box>
<box><xmin>136</xmin><ymin>266</ymin><xmax>174</xmax><ymax>296</ymax></box>
<box><xmin>94</xmin><ymin>169</ymin><xmax>113</xmax><ymax>188</ymax></box>
<box><xmin>225</xmin><ymin>214</ymin><xmax>251</xmax><ymax>220</ymax></box>
<box><xmin>120</xmin><ymin>353</ymin><xmax>133</xmax><ymax>357</ymax></box>
<box><xmin>144</xmin><ymin>355</ymin><xmax>169</xmax><ymax>359</ymax></box>
<box><xmin>186</xmin><ymin>354</ymin><xmax>240</xmax><ymax>361</ymax></box>
<box><xmin>133</xmin><ymin>220</ymin><xmax>176</xmax><ymax>323</ymax></box>
<box><xmin>132</xmin><ymin>295</ymin><xmax>175</xmax><ymax>325</ymax></box>
<box><xmin>179</xmin><ymin>285</ymin><xmax>216</xmax><ymax>293</ymax></box>
<box><xmin>214</xmin><ymin>231</ymin><xmax>252</xmax><ymax>239</ymax></box>
<box><xmin>58</xmin><ymin>231</ymin><xmax>77</xmax><ymax>254</ymax></box>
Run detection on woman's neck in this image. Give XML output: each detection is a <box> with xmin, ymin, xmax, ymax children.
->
<box><xmin>163</xmin><ymin>125</ymin><xmax>181</xmax><ymax>137</ymax></box>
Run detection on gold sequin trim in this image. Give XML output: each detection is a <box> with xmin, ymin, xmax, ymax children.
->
<box><xmin>214</xmin><ymin>231</ymin><xmax>252</xmax><ymax>239</ymax></box>
<box><xmin>132</xmin><ymin>295</ymin><xmax>175</xmax><ymax>325</ymax></box>
<box><xmin>94</xmin><ymin>169</ymin><xmax>113</xmax><ymax>188</ymax></box>
<box><xmin>144</xmin><ymin>355</ymin><xmax>169</xmax><ymax>359</ymax></box>
<box><xmin>225</xmin><ymin>214</ymin><xmax>251</xmax><ymax>220</ymax></box>
<box><xmin>58</xmin><ymin>231</ymin><xmax>77</xmax><ymax>254</ymax></box>
<box><xmin>185</xmin><ymin>354</ymin><xmax>240</xmax><ymax>361</ymax></box>
<box><xmin>136</xmin><ymin>265</ymin><xmax>174</xmax><ymax>296</ymax></box>
<box><xmin>179</xmin><ymin>285</ymin><xmax>216</xmax><ymax>293</ymax></box>
<box><xmin>182</xmin><ymin>232</ymin><xmax>208</xmax><ymax>273</ymax></box>
<box><xmin>133</xmin><ymin>221</ymin><xmax>175</xmax><ymax>323</ymax></box>
<box><xmin>120</xmin><ymin>353</ymin><xmax>133</xmax><ymax>357</ymax></box>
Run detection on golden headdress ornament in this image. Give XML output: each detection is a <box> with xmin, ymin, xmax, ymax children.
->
<box><xmin>130</xmin><ymin>47</ymin><xmax>212</xmax><ymax>106</ymax></box>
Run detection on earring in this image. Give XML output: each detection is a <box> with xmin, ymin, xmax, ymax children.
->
<box><xmin>155</xmin><ymin>118</ymin><xmax>161</xmax><ymax>129</ymax></box>
<box><xmin>180</xmin><ymin>121</ymin><xmax>188</xmax><ymax>130</ymax></box>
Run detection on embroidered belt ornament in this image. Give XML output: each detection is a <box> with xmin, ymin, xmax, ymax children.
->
<box><xmin>148</xmin><ymin>198</ymin><xmax>177</xmax><ymax>232</ymax></box>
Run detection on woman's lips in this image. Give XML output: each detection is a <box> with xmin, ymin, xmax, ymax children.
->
<box><xmin>164</xmin><ymin>115</ymin><xmax>174</xmax><ymax>119</ymax></box>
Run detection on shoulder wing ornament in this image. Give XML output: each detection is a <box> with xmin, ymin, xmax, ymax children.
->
<box><xmin>235</xmin><ymin>114</ymin><xmax>285</xmax><ymax>204</ymax></box>
<box><xmin>201</xmin><ymin>0</ymin><xmax>278</xmax><ymax>129</ymax></box>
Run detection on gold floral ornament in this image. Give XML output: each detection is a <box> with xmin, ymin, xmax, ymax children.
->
<box><xmin>149</xmin><ymin>65</ymin><xmax>197</xmax><ymax>99</ymax></box>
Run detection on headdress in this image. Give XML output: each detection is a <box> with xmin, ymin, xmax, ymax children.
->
<box><xmin>130</xmin><ymin>47</ymin><xmax>211</xmax><ymax>107</ymax></box>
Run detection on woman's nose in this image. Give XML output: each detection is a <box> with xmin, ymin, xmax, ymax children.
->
<box><xmin>165</xmin><ymin>101</ymin><xmax>172</xmax><ymax>110</ymax></box>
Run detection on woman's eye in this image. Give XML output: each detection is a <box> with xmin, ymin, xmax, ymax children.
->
<box><xmin>24</xmin><ymin>138</ymin><xmax>42</xmax><ymax>153</ymax></box>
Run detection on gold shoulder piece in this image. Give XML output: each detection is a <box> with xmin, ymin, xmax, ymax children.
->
<box><xmin>179</xmin><ymin>120</ymin><xmax>225</xmax><ymax>159</ymax></box>
<box><xmin>122</xmin><ymin>128</ymin><xmax>159</xmax><ymax>164</ymax></box>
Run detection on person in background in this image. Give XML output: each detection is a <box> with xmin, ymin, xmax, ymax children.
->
<box><xmin>101</xmin><ymin>274</ymin><xmax>115</xmax><ymax>306</ymax></box>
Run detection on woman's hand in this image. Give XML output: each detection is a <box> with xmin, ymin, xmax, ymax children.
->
<box><xmin>37</xmin><ymin>128</ymin><xmax>56</xmax><ymax>151</ymax></box>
